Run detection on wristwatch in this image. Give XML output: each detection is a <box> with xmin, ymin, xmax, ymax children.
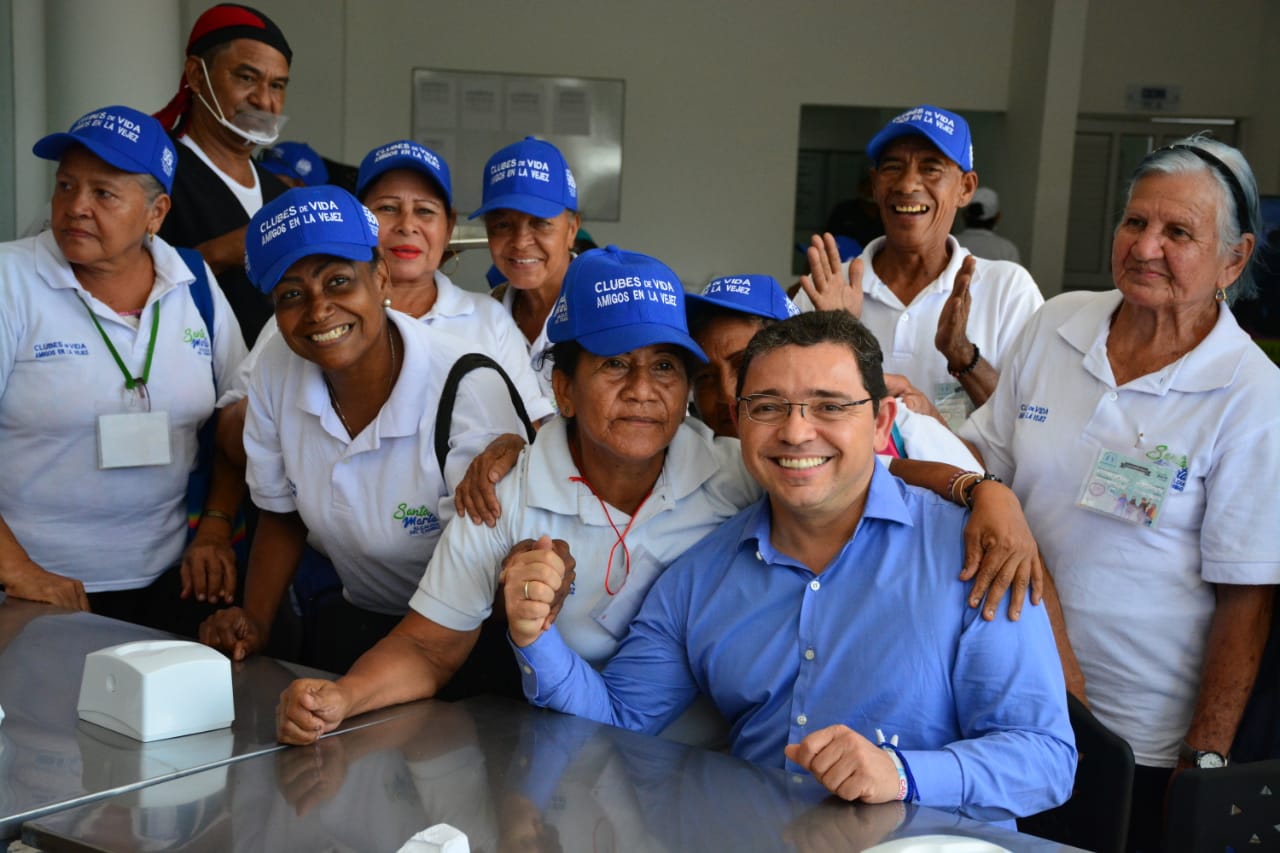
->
<box><xmin>1179</xmin><ymin>741</ymin><xmax>1228</xmax><ymax>768</ymax></box>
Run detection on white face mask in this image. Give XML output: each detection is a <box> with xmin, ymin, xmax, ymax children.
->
<box><xmin>195</xmin><ymin>58</ymin><xmax>289</xmax><ymax>147</ymax></box>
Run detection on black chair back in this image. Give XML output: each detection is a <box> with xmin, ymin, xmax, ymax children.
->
<box><xmin>1164</xmin><ymin>759</ymin><xmax>1280</xmax><ymax>853</ymax></box>
<box><xmin>1018</xmin><ymin>693</ymin><xmax>1135</xmax><ymax>853</ymax></box>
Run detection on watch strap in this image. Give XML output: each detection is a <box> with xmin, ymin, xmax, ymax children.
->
<box><xmin>1179</xmin><ymin>740</ymin><xmax>1228</xmax><ymax>767</ymax></box>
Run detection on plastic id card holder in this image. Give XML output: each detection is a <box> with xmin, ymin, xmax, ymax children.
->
<box><xmin>590</xmin><ymin>545</ymin><xmax>663</xmax><ymax>640</ymax></box>
<box><xmin>933</xmin><ymin>380</ymin><xmax>974</xmax><ymax>431</ymax></box>
<box><xmin>97</xmin><ymin>411</ymin><xmax>172</xmax><ymax>469</ymax></box>
<box><xmin>1077</xmin><ymin>446</ymin><xmax>1173</xmax><ymax>529</ymax></box>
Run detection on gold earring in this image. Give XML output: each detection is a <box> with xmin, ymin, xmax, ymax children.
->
<box><xmin>147</xmin><ymin>231</ymin><xmax>154</xmax><ymax>245</ymax></box>
<box><xmin>1215</xmin><ymin>287</ymin><xmax>1227</xmax><ymax>303</ymax></box>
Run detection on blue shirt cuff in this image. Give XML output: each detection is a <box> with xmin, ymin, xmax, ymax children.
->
<box><xmin>510</xmin><ymin>627</ymin><xmax>573</xmax><ymax>702</ymax></box>
<box><xmin>902</xmin><ymin>748</ymin><xmax>963</xmax><ymax>809</ymax></box>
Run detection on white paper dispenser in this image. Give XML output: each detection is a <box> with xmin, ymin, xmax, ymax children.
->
<box><xmin>77</xmin><ymin>640</ymin><xmax>234</xmax><ymax>741</ymax></box>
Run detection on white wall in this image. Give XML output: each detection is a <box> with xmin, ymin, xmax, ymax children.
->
<box><xmin>10</xmin><ymin>0</ymin><xmax>1278</xmax><ymax>291</ymax></box>
<box><xmin>1077</xmin><ymin>0</ymin><xmax>1276</xmax><ymax>188</ymax></box>
<box><xmin>206</xmin><ymin>0</ymin><xmax>1018</xmax><ymax>290</ymax></box>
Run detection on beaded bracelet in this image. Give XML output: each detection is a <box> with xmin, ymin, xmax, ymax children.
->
<box><xmin>962</xmin><ymin>472</ymin><xmax>1003</xmax><ymax>509</ymax></box>
<box><xmin>948</xmin><ymin>343</ymin><xmax>981</xmax><ymax>378</ymax></box>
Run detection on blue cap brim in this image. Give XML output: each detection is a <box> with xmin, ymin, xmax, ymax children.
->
<box><xmin>253</xmin><ymin>241</ymin><xmax>375</xmax><ymax>294</ymax></box>
<box><xmin>468</xmin><ymin>192</ymin><xmax>571</xmax><ymax>221</ymax></box>
<box><xmin>258</xmin><ymin>159</ymin><xmax>295</xmax><ymax>179</ymax></box>
<box><xmin>685</xmin><ymin>291</ymin><xmax>783</xmax><ymax>323</ymax></box>
<box><xmin>33</xmin><ymin>134</ymin><xmax>171</xmax><ymax>193</ymax></box>
<box><xmin>867</xmin><ymin>123</ymin><xmax>969</xmax><ymax>171</ymax></box>
<box><xmin>575</xmin><ymin>323</ymin><xmax>708</xmax><ymax>364</ymax></box>
<box><xmin>356</xmin><ymin>157</ymin><xmax>451</xmax><ymax>207</ymax></box>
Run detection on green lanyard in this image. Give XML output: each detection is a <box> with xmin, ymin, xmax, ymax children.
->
<box><xmin>78</xmin><ymin>295</ymin><xmax>160</xmax><ymax>391</ymax></box>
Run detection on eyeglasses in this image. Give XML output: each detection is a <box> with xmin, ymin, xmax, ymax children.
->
<box><xmin>736</xmin><ymin>394</ymin><xmax>873</xmax><ymax>425</ymax></box>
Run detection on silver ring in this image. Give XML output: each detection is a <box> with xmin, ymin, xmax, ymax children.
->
<box><xmin>523</xmin><ymin>580</ymin><xmax>531</xmax><ymax>600</ymax></box>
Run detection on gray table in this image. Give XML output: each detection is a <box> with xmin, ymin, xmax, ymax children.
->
<box><xmin>0</xmin><ymin>596</ymin><xmax>409</xmax><ymax>840</ymax></box>
<box><xmin>24</xmin><ymin>695</ymin><xmax>1087</xmax><ymax>852</ymax></box>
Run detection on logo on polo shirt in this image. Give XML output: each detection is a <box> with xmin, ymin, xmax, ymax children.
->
<box><xmin>1145</xmin><ymin>444</ymin><xmax>1190</xmax><ymax>493</ymax></box>
<box><xmin>1017</xmin><ymin>402</ymin><xmax>1049</xmax><ymax>423</ymax></box>
<box><xmin>393</xmin><ymin>502</ymin><xmax>441</xmax><ymax>536</ymax></box>
<box><xmin>183</xmin><ymin>327</ymin><xmax>212</xmax><ymax>358</ymax></box>
<box><xmin>33</xmin><ymin>340</ymin><xmax>90</xmax><ymax>359</ymax></box>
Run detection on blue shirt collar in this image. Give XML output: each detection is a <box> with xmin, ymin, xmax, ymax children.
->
<box><xmin>740</xmin><ymin>460</ymin><xmax>915</xmax><ymax>571</ymax></box>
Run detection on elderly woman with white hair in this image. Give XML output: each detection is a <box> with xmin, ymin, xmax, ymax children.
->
<box><xmin>959</xmin><ymin>135</ymin><xmax>1280</xmax><ymax>851</ymax></box>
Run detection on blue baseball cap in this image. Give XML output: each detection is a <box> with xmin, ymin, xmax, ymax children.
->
<box><xmin>468</xmin><ymin>136</ymin><xmax>577</xmax><ymax>220</ymax></box>
<box><xmin>260</xmin><ymin>142</ymin><xmax>329</xmax><ymax>187</ymax></box>
<box><xmin>866</xmin><ymin>105</ymin><xmax>974</xmax><ymax>172</ymax></box>
<box><xmin>245</xmin><ymin>186</ymin><xmax>380</xmax><ymax>293</ymax></box>
<box><xmin>686</xmin><ymin>274</ymin><xmax>800</xmax><ymax>324</ymax></box>
<box><xmin>33</xmin><ymin>105</ymin><xmax>177</xmax><ymax>193</ymax></box>
<box><xmin>548</xmin><ymin>246</ymin><xmax>706</xmax><ymax>363</ymax></box>
<box><xmin>356</xmin><ymin>139</ymin><xmax>453</xmax><ymax>207</ymax></box>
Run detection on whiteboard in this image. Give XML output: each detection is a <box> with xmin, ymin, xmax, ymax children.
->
<box><xmin>412</xmin><ymin>69</ymin><xmax>625</xmax><ymax>221</ymax></box>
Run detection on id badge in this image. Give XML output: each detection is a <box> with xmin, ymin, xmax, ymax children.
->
<box><xmin>589</xmin><ymin>544</ymin><xmax>663</xmax><ymax>639</ymax></box>
<box><xmin>1078</xmin><ymin>447</ymin><xmax>1173</xmax><ymax>529</ymax></box>
<box><xmin>933</xmin><ymin>380</ymin><xmax>974</xmax><ymax>431</ymax></box>
<box><xmin>97</xmin><ymin>411</ymin><xmax>172</xmax><ymax>469</ymax></box>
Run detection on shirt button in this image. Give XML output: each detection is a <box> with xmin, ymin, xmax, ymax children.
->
<box><xmin>755</xmin><ymin>550</ymin><xmax>763</xmax><ymax>561</ymax></box>
<box><xmin>792</xmin><ymin>774</ymin><xmax>804</xmax><ymax>784</ymax></box>
<box><xmin>522</xmin><ymin>665</ymin><xmax>533</xmax><ymax>675</ymax></box>
<box><xmin>809</xmin><ymin>580</ymin><xmax>821</xmax><ymax>591</ymax></box>
<box><xmin>900</xmin><ymin>313</ymin><xmax>909</xmax><ymax>322</ymax></box>
<box><xmin>804</xmin><ymin>649</ymin><xmax>816</xmax><ymax>661</ymax></box>
<box><xmin>1108</xmin><ymin>391</ymin><xmax>1118</xmax><ymax>401</ymax></box>
<box><xmin>796</xmin><ymin>714</ymin><xmax>808</xmax><ymax>726</ymax></box>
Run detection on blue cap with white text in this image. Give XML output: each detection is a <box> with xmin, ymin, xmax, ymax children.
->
<box><xmin>548</xmin><ymin>246</ymin><xmax>706</xmax><ymax>362</ymax></box>
<box><xmin>356</xmin><ymin>139</ymin><xmax>453</xmax><ymax>207</ymax></box>
<box><xmin>866</xmin><ymin>105</ymin><xmax>973</xmax><ymax>172</ymax></box>
<box><xmin>260</xmin><ymin>141</ymin><xmax>330</xmax><ymax>187</ymax></box>
<box><xmin>33</xmin><ymin>105</ymin><xmax>177</xmax><ymax>193</ymax></box>
<box><xmin>686</xmin><ymin>274</ymin><xmax>800</xmax><ymax>324</ymax></box>
<box><xmin>245</xmin><ymin>186</ymin><xmax>380</xmax><ymax>293</ymax></box>
<box><xmin>468</xmin><ymin>136</ymin><xmax>577</xmax><ymax>220</ymax></box>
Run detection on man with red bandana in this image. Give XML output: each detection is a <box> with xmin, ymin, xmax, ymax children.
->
<box><xmin>797</xmin><ymin>105</ymin><xmax>1043</xmax><ymax>428</ymax></box>
<box><xmin>154</xmin><ymin>3</ymin><xmax>293</xmax><ymax>345</ymax></box>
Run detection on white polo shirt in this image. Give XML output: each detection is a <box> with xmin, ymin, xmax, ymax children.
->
<box><xmin>245</xmin><ymin>310</ymin><xmax>530</xmax><ymax>614</ymax></box>
<box><xmin>220</xmin><ymin>270</ymin><xmax>553</xmax><ymax>422</ymax></box>
<box><xmin>426</xmin><ymin>271</ymin><xmax>554</xmax><ymax>421</ymax></box>
<box><xmin>960</xmin><ymin>290</ymin><xmax>1280</xmax><ymax>765</ymax></box>
<box><xmin>410</xmin><ymin>416</ymin><xmax>760</xmax><ymax>666</ymax></box>
<box><xmin>795</xmin><ymin>236</ymin><xmax>1043</xmax><ymax>423</ymax></box>
<box><xmin>0</xmin><ymin>231</ymin><xmax>247</xmax><ymax>590</ymax></box>
<box><xmin>500</xmin><ymin>284</ymin><xmax>555</xmax><ymax>403</ymax></box>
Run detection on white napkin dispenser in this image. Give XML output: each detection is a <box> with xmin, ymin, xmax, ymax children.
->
<box><xmin>398</xmin><ymin>823</ymin><xmax>470</xmax><ymax>853</ymax></box>
<box><xmin>77</xmin><ymin>640</ymin><xmax>234</xmax><ymax>742</ymax></box>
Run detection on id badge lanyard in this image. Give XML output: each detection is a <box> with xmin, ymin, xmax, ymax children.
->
<box><xmin>79</xmin><ymin>296</ymin><xmax>172</xmax><ymax>469</ymax></box>
<box><xmin>78</xmin><ymin>295</ymin><xmax>160</xmax><ymax>409</ymax></box>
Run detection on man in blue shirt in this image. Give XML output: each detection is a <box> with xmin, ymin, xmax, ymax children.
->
<box><xmin>505</xmin><ymin>310</ymin><xmax>1075</xmax><ymax>822</ymax></box>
